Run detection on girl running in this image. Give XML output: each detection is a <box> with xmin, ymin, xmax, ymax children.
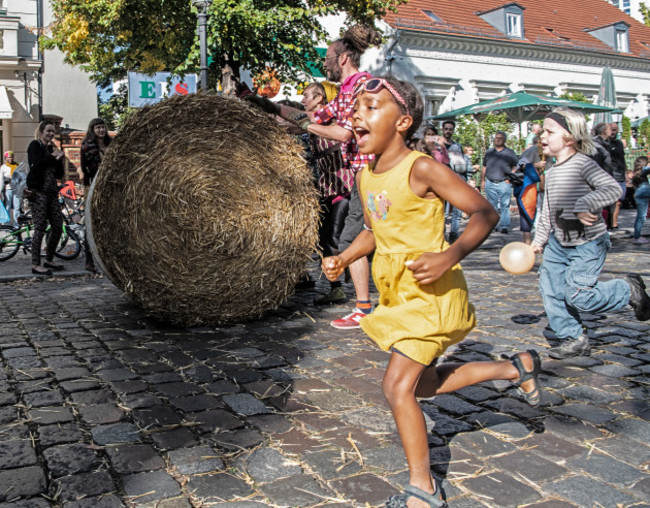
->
<box><xmin>322</xmin><ymin>76</ymin><xmax>542</xmax><ymax>508</ymax></box>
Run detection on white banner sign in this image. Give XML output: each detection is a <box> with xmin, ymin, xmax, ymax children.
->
<box><xmin>128</xmin><ymin>72</ymin><xmax>198</xmax><ymax>107</ymax></box>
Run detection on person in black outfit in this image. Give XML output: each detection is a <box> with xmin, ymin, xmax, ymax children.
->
<box><xmin>78</xmin><ymin>118</ymin><xmax>111</xmax><ymax>272</ymax></box>
<box><xmin>26</xmin><ymin>121</ymin><xmax>65</xmax><ymax>275</ymax></box>
<box><xmin>608</xmin><ymin>122</ymin><xmax>627</xmax><ymax>230</ymax></box>
<box><xmin>590</xmin><ymin>123</ymin><xmax>615</xmax><ymax>228</ymax></box>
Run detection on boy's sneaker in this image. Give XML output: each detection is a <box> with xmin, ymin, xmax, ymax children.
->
<box><xmin>632</xmin><ymin>237</ymin><xmax>649</xmax><ymax>244</ymax></box>
<box><xmin>548</xmin><ymin>334</ymin><xmax>591</xmax><ymax>359</ymax></box>
<box><xmin>315</xmin><ymin>287</ymin><xmax>347</xmax><ymax>305</ymax></box>
<box><xmin>626</xmin><ymin>274</ymin><xmax>650</xmax><ymax>321</ymax></box>
<box><xmin>331</xmin><ymin>310</ymin><xmax>367</xmax><ymax>329</ymax></box>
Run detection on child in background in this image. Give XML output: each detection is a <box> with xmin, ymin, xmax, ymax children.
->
<box><xmin>631</xmin><ymin>156</ymin><xmax>650</xmax><ymax>244</ymax></box>
<box><xmin>532</xmin><ymin>109</ymin><xmax>650</xmax><ymax>360</ymax></box>
<box><xmin>322</xmin><ymin>76</ymin><xmax>542</xmax><ymax>508</ymax></box>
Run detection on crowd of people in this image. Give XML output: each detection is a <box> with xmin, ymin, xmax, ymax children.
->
<box><xmin>2</xmin><ymin>28</ymin><xmax>650</xmax><ymax>506</ymax></box>
<box><xmin>241</xmin><ymin>25</ymin><xmax>650</xmax><ymax>508</ymax></box>
<box><xmin>1</xmin><ymin>117</ymin><xmax>111</xmax><ymax>275</ymax></box>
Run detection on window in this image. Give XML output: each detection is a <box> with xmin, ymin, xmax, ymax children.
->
<box><xmin>506</xmin><ymin>13</ymin><xmax>522</xmax><ymax>37</ymax></box>
<box><xmin>544</xmin><ymin>27</ymin><xmax>570</xmax><ymax>41</ymax></box>
<box><xmin>616</xmin><ymin>29</ymin><xmax>629</xmax><ymax>52</ymax></box>
<box><xmin>422</xmin><ymin>10</ymin><xmax>444</xmax><ymax>23</ymax></box>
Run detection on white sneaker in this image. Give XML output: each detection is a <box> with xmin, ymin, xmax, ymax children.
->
<box><xmin>633</xmin><ymin>237</ymin><xmax>649</xmax><ymax>244</ymax></box>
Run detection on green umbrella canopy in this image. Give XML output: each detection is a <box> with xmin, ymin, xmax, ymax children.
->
<box><xmin>428</xmin><ymin>90</ymin><xmax>620</xmax><ymax>123</ymax></box>
<box><xmin>593</xmin><ymin>66</ymin><xmax>617</xmax><ymax>125</ymax></box>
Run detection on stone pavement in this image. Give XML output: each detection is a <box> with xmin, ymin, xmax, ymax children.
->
<box><xmin>0</xmin><ymin>209</ymin><xmax>649</xmax><ymax>507</ymax></box>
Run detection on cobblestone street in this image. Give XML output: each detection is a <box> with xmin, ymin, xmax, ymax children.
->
<box><xmin>1</xmin><ymin>212</ymin><xmax>649</xmax><ymax>507</ymax></box>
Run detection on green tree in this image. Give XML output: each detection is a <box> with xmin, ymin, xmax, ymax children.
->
<box><xmin>622</xmin><ymin>115</ymin><xmax>632</xmax><ymax>147</ymax></box>
<box><xmin>559</xmin><ymin>91</ymin><xmax>590</xmax><ymax>103</ymax></box>
<box><xmin>98</xmin><ymin>84</ymin><xmax>135</xmax><ymax>130</ymax></box>
<box><xmin>641</xmin><ymin>3</ymin><xmax>650</xmax><ymax>26</ymax></box>
<box><xmin>559</xmin><ymin>91</ymin><xmax>593</xmax><ymax>122</ymax></box>
<box><xmin>43</xmin><ymin>0</ymin><xmax>407</xmax><ymax>92</ymax></box>
<box><xmin>640</xmin><ymin>118</ymin><xmax>650</xmax><ymax>148</ymax></box>
<box><xmin>454</xmin><ymin>113</ymin><xmax>515</xmax><ymax>161</ymax></box>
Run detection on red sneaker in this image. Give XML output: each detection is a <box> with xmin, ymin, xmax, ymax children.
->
<box><xmin>330</xmin><ymin>310</ymin><xmax>367</xmax><ymax>329</ymax></box>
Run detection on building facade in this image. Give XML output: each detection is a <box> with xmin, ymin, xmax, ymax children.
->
<box><xmin>356</xmin><ymin>0</ymin><xmax>650</xmax><ymax>129</ymax></box>
<box><xmin>609</xmin><ymin>0</ymin><xmax>646</xmax><ymax>24</ymax></box>
<box><xmin>0</xmin><ymin>0</ymin><xmax>97</xmax><ymax>163</ymax></box>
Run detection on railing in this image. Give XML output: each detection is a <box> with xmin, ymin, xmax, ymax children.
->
<box><xmin>534</xmin><ymin>36</ymin><xmax>620</xmax><ymax>54</ymax></box>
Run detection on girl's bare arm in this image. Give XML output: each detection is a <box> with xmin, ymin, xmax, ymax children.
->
<box><xmin>406</xmin><ymin>157</ymin><xmax>498</xmax><ymax>284</ymax></box>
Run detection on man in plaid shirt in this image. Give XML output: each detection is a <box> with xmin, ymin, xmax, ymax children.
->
<box><xmin>245</xmin><ymin>32</ymin><xmax>378</xmax><ymax>329</ymax></box>
<box><xmin>302</xmin><ymin>39</ymin><xmax>375</xmax><ymax>329</ymax></box>
<box><xmin>262</xmin><ymin>37</ymin><xmax>375</xmax><ymax>329</ymax></box>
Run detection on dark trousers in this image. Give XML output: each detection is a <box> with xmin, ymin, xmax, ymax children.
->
<box><xmin>319</xmin><ymin>195</ymin><xmax>349</xmax><ymax>257</ymax></box>
<box><xmin>31</xmin><ymin>193</ymin><xmax>63</xmax><ymax>266</ymax></box>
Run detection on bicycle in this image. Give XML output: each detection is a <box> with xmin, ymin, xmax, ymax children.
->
<box><xmin>0</xmin><ymin>211</ymin><xmax>81</xmax><ymax>262</ymax></box>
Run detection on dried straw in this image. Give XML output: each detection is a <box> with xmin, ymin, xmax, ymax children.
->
<box><xmin>89</xmin><ymin>93</ymin><xmax>319</xmax><ymax>326</ymax></box>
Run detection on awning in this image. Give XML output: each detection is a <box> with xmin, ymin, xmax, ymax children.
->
<box><xmin>0</xmin><ymin>86</ymin><xmax>13</xmax><ymax>120</ymax></box>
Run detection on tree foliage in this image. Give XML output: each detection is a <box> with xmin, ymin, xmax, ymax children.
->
<box><xmin>453</xmin><ymin>113</ymin><xmax>515</xmax><ymax>161</ymax></box>
<box><xmin>640</xmin><ymin>118</ymin><xmax>650</xmax><ymax>148</ymax></box>
<box><xmin>98</xmin><ymin>84</ymin><xmax>134</xmax><ymax>130</ymax></box>
<box><xmin>641</xmin><ymin>2</ymin><xmax>650</xmax><ymax>26</ymax></box>
<box><xmin>559</xmin><ymin>91</ymin><xmax>593</xmax><ymax>122</ymax></box>
<box><xmin>621</xmin><ymin>115</ymin><xmax>632</xmax><ymax>147</ymax></box>
<box><xmin>559</xmin><ymin>91</ymin><xmax>589</xmax><ymax>103</ymax></box>
<box><xmin>43</xmin><ymin>0</ymin><xmax>406</xmax><ymax>89</ymax></box>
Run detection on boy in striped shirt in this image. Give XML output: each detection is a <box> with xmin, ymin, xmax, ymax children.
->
<box><xmin>532</xmin><ymin>108</ymin><xmax>650</xmax><ymax>359</ymax></box>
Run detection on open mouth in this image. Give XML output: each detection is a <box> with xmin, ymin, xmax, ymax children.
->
<box><xmin>354</xmin><ymin>126</ymin><xmax>370</xmax><ymax>145</ymax></box>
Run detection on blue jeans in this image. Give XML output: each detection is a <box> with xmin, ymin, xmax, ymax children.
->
<box><xmin>539</xmin><ymin>233</ymin><xmax>630</xmax><ymax>340</ymax></box>
<box><xmin>634</xmin><ymin>184</ymin><xmax>650</xmax><ymax>238</ymax></box>
<box><xmin>485</xmin><ymin>179</ymin><xmax>512</xmax><ymax>230</ymax></box>
<box><xmin>450</xmin><ymin>174</ymin><xmax>468</xmax><ymax>234</ymax></box>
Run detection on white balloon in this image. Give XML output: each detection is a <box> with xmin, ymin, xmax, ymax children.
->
<box><xmin>499</xmin><ymin>242</ymin><xmax>536</xmax><ymax>275</ymax></box>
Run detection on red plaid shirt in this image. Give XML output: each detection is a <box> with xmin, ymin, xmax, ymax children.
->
<box><xmin>313</xmin><ymin>72</ymin><xmax>375</xmax><ymax>191</ymax></box>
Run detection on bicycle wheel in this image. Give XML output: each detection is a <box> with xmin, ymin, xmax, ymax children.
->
<box><xmin>0</xmin><ymin>225</ymin><xmax>21</xmax><ymax>261</ymax></box>
<box><xmin>47</xmin><ymin>227</ymin><xmax>82</xmax><ymax>260</ymax></box>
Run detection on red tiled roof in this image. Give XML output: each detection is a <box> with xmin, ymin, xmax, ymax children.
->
<box><xmin>385</xmin><ymin>0</ymin><xmax>650</xmax><ymax>58</ymax></box>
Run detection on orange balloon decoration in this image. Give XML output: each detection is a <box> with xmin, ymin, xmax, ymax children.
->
<box><xmin>499</xmin><ymin>242</ymin><xmax>536</xmax><ymax>275</ymax></box>
<box><xmin>254</xmin><ymin>68</ymin><xmax>281</xmax><ymax>98</ymax></box>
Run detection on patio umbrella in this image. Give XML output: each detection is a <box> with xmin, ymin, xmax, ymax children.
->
<box><xmin>427</xmin><ymin>90</ymin><xmax>619</xmax><ymax>124</ymax></box>
<box><xmin>593</xmin><ymin>66</ymin><xmax>616</xmax><ymax>125</ymax></box>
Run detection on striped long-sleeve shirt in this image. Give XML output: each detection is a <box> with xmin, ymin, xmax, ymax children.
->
<box><xmin>533</xmin><ymin>152</ymin><xmax>622</xmax><ymax>248</ymax></box>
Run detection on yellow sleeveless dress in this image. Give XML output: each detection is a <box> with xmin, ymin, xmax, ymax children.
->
<box><xmin>359</xmin><ymin>150</ymin><xmax>476</xmax><ymax>365</ymax></box>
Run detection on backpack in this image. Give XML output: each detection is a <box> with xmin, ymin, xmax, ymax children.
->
<box><xmin>448</xmin><ymin>151</ymin><xmax>466</xmax><ymax>174</ymax></box>
<box><xmin>10</xmin><ymin>161</ymin><xmax>27</xmax><ymax>199</ymax></box>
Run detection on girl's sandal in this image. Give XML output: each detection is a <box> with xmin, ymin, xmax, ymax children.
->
<box><xmin>505</xmin><ymin>349</ymin><xmax>542</xmax><ymax>407</ymax></box>
<box><xmin>385</xmin><ymin>484</ymin><xmax>447</xmax><ymax>508</ymax></box>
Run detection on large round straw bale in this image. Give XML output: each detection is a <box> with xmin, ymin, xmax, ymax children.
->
<box><xmin>89</xmin><ymin>93</ymin><xmax>319</xmax><ymax>326</ymax></box>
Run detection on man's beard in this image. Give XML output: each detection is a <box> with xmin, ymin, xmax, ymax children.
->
<box><xmin>327</xmin><ymin>66</ymin><xmax>342</xmax><ymax>83</ymax></box>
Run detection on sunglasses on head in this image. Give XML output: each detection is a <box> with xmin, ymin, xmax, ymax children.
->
<box><xmin>354</xmin><ymin>78</ymin><xmax>410</xmax><ymax>115</ymax></box>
